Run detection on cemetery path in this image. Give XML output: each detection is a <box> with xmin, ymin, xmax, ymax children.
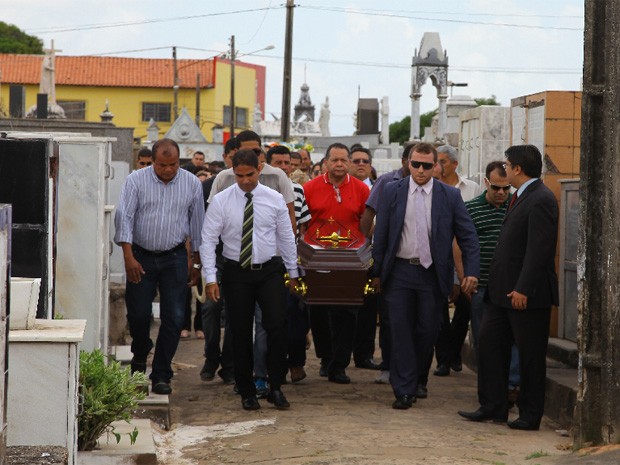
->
<box><xmin>155</xmin><ymin>333</ymin><xmax>579</xmax><ymax>465</ymax></box>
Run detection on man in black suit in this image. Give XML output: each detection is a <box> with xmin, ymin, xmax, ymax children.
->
<box><xmin>458</xmin><ymin>144</ymin><xmax>559</xmax><ymax>430</ymax></box>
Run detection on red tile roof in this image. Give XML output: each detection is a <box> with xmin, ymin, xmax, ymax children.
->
<box><xmin>0</xmin><ymin>54</ymin><xmax>217</xmax><ymax>89</ymax></box>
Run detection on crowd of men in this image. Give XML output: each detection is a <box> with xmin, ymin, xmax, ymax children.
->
<box><xmin>115</xmin><ymin>132</ymin><xmax>558</xmax><ymax>430</ymax></box>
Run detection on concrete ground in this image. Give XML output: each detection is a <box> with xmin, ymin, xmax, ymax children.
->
<box><xmin>154</xmin><ymin>332</ymin><xmax>584</xmax><ymax>465</ymax></box>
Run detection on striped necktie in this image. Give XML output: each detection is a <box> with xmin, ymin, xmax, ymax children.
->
<box><xmin>239</xmin><ymin>192</ymin><xmax>253</xmax><ymax>268</ymax></box>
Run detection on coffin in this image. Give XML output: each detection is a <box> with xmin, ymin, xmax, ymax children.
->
<box><xmin>297</xmin><ymin>239</ymin><xmax>372</xmax><ymax>305</ymax></box>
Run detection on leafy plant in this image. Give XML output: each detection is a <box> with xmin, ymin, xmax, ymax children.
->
<box><xmin>525</xmin><ymin>450</ymin><xmax>549</xmax><ymax>460</ymax></box>
<box><xmin>78</xmin><ymin>350</ymin><xmax>146</xmax><ymax>451</ymax></box>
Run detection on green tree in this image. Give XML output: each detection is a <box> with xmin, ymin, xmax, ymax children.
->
<box><xmin>389</xmin><ymin>109</ymin><xmax>439</xmax><ymax>144</ymax></box>
<box><xmin>474</xmin><ymin>95</ymin><xmax>500</xmax><ymax>106</ymax></box>
<box><xmin>0</xmin><ymin>22</ymin><xmax>44</xmax><ymax>54</ymax></box>
<box><xmin>389</xmin><ymin>116</ymin><xmax>410</xmax><ymax>145</ymax></box>
<box><xmin>419</xmin><ymin>109</ymin><xmax>437</xmax><ymax>138</ymax></box>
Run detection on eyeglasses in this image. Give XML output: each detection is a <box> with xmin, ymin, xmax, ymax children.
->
<box><xmin>485</xmin><ymin>178</ymin><xmax>511</xmax><ymax>192</ymax></box>
<box><xmin>352</xmin><ymin>159</ymin><xmax>370</xmax><ymax>165</ymax></box>
<box><xmin>138</xmin><ymin>161</ymin><xmax>152</xmax><ymax>166</ymax></box>
<box><xmin>502</xmin><ymin>162</ymin><xmax>512</xmax><ymax>169</ymax></box>
<box><xmin>251</xmin><ymin>148</ymin><xmax>264</xmax><ymax>156</ymax></box>
<box><xmin>410</xmin><ymin>160</ymin><xmax>435</xmax><ymax>170</ymax></box>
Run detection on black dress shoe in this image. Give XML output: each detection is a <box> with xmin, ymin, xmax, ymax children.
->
<box><xmin>200</xmin><ymin>362</ymin><xmax>216</xmax><ymax>382</ymax></box>
<box><xmin>433</xmin><ymin>364</ymin><xmax>450</xmax><ymax>376</ymax></box>
<box><xmin>355</xmin><ymin>358</ymin><xmax>381</xmax><ymax>370</ymax></box>
<box><xmin>131</xmin><ymin>357</ymin><xmax>147</xmax><ymax>374</ymax></box>
<box><xmin>241</xmin><ymin>396</ymin><xmax>261</xmax><ymax>410</ymax></box>
<box><xmin>266</xmin><ymin>390</ymin><xmax>290</xmax><ymax>410</ymax></box>
<box><xmin>416</xmin><ymin>384</ymin><xmax>428</xmax><ymax>399</ymax></box>
<box><xmin>217</xmin><ymin>368</ymin><xmax>235</xmax><ymax>385</ymax></box>
<box><xmin>152</xmin><ymin>380</ymin><xmax>172</xmax><ymax>395</ymax></box>
<box><xmin>450</xmin><ymin>361</ymin><xmax>463</xmax><ymax>372</ymax></box>
<box><xmin>458</xmin><ymin>408</ymin><xmax>507</xmax><ymax>423</ymax></box>
<box><xmin>319</xmin><ymin>359</ymin><xmax>331</xmax><ymax>377</ymax></box>
<box><xmin>392</xmin><ymin>395</ymin><xmax>415</xmax><ymax>410</ymax></box>
<box><xmin>507</xmin><ymin>418</ymin><xmax>540</xmax><ymax>430</ymax></box>
<box><xmin>328</xmin><ymin>371</ymin><xmax>351</xmax><ymax>384</ymax></box>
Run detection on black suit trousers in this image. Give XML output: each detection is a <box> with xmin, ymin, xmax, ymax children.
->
<box><xmin>222</xmin><ymin>259</ymin><xmax>288</xmax><ymax>398</ymax></box>
<box><xmin>477</xmin><ymin>303</ymin><xmax>550</xmax><ymax>423</ymax></box>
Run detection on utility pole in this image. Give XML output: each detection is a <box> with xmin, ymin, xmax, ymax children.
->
<box><xmin>195</xmin><ymin>73</ymin><xmax>201</xmax><ymax>127</ymax></box>
<box><xmin>280</xmin><ymin>0</ymin><xmax>294</xmax><ymax>141</ymax></box>
<box><xmin>229</xmin><ymin>35</ymin><xmax>236</xmax><ymax>138</ymax></box>
<box><xmin>173</xmin><ymin>46</ymin><xmax>179</xmax><ymax>121</ymax></box>
<box><xmin>574</xmin><ymin>0</ymin><xmax>620</xmax><ymax>448</ymax></box>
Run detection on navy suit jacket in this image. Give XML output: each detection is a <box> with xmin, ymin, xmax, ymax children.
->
<box><xmin>372</xmin><ymin>177</ymin><xmax>480</xmax><ymax>298</ymax></box>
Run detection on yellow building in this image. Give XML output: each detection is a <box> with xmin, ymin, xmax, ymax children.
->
<box><xmin>0</xmin><ymin>53</ymin><xmax>266</xmax><ymax>142</ymax></box>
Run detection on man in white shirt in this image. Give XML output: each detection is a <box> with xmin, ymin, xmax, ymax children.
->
<box><xmin>200</xmin><ymin>149</ymin><xmax>299</xmax><ymax>411</ymax></box>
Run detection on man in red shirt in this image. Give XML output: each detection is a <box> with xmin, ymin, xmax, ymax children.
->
<box><xmin>303</xmin><ymin>143</ymin><xmax>370</xmax><ymax>383</ymax></box>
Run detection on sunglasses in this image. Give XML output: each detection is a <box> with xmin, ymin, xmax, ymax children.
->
<box><xmin>138</xmin><ymin>161</ymin><xmax>152</xmax><ymax>166</ymax></box>
<box><xmin>251</xmin><ymin>148</ymin><xmax>265</xmax><ymax>156</ymax></box>
<box><xmin>410</xmin><ymin>160</ymin><xmax>435</xmax><ymax>170</ymax></box>
<box><xmin>485</xmin><ymin>178</ymin><xmax>511</xmax><ymax>192</ymax></box>
<box><xmin>352</xmin><ymin>159</ymin><xmax>370</xmax><ymax>165</ymax></box>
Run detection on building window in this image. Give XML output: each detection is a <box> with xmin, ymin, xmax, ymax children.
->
<box><xmin>57</xmin><ymin>100</ymin><xmax>86</xmax><ymax>120</ymax></box>
<box><xmin>223</xmin><ymin>106</ymin><xmax>248</xmax><ymax>129</ymax></box>
<box><xmin>142</xmin><ymin>103</ymin><xmax>171</xmax><ymax>122</ymax></box>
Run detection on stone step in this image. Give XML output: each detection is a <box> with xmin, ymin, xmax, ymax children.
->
<box><xmin>76</xmin><ymin>419</ymin><xmax>157</xmax><ymax>465</ymax></box>
<box><xmin>462</xmin><ymin>336</ymin><xmax>577</xmax><ymax>429</ymax></box>
<box><xmin>109</xmin><ymin>345</ymin><xmax>171</xmax><ymax>429</ymax></box>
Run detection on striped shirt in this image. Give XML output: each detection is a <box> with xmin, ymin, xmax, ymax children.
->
<box><xmin>293</xmin><ymin>181</ymin><xmax>311</xmax><ymax>226</ymax></box>
<box><xmin>465</xmin><ymin>191</ymin><xmax>511</xmax><ymax>286</ymax></box>
<box><xmin>114</xmin><ymin>166</ymin><xmax>205</xmax><ymax>252</ymax></box>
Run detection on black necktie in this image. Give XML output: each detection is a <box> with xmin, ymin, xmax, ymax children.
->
<box><xmin>239</xmin><ymin>192</ymin><xmax>253</xmax><ymax>268</ymax></box>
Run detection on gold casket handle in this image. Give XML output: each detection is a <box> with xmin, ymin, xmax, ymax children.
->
<box><xmin>364</xmin><ymin>279</ymin><xmax>376</xmax><ymax>295</ymax></box>
<box><xmin>284</xmin><ymin>273</ymin><xmax>308</xmax><ymax>297</ymax></box>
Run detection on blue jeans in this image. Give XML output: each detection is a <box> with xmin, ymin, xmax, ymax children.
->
<box><xmin>125</xmin><ymin>246</ymin><xmax>187</xmax><ymax>382</ymax></box>
<box><xmin>471</xmin><ymin>286</ymin><xmax>520</xmax><ymax>388</ymax></box>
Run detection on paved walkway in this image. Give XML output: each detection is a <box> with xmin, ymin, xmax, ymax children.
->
<box><xmin>156</xmin><ymin>333</ymin><xmax>580</xmax><ymax>465</ymax></box>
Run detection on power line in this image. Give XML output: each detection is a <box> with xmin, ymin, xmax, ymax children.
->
<box><xmin>27</xmin><ymin>7</ymin><xmax>284</xmax><ymax>34</ymax></box>
<box><xmin>83</xmin><ymin>46</ymin><xmax>580</xmax><ymax>75</ymax></box>
<box><xmin>249</xmin><ymin>53</ymin><xmax>582</xmax><ymax>75</ymax></box>
<box><xmin>299</xmin><ymin>5</ymin><xmax>583</xmax><ymax>31</ymax></box>
<box><xmin>302</xmin><ymin>5</ymin><xmax>583</xmax><ymax>20</ymax></box>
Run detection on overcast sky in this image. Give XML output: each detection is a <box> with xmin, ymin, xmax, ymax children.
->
<box><xmin>4</xmin><ymin>0</ymin><xmax>584</xmax><ymax>138</ymax></box>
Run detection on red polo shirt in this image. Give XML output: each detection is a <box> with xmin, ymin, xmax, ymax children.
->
<box><xmin>303</xmin><ymin>173</ymin><xmax>370</xmax><ymax>248</ymax></box>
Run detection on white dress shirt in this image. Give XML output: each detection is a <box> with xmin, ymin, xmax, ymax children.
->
<box><xmin>396</xmin><ymin>177</ymin><xmax>433</xmax><ymax>259</ymax></box>
<box><xmin>455</xmin><ymin>173</ymin><xmax>482</xmax><ymax>202</ymax></box>
<box><xmin>200</xmin><ymin>183</ymin><xmax>299</xmax><ymax>283</ymax></box>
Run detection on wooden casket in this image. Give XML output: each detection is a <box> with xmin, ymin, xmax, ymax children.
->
<box><xmin>297</xmin><ymin>228</ymin><xmax>373</xmax><ymax>306</ymax></box>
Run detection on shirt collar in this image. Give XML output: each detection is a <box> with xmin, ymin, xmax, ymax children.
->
<box><xmin>517</xmin><ymin>177</ymin><xmax>538</xmax><ymax>197</ymax></box>
<box><xmin>409</xmin><ymin>176</ymin><xmax>433</xmax><ymax>195</ymax></box>
<box><xmin>234</xmin><ymin>183</ymin><xmax>259</xmax><ymax>198</ymax></box>
<box><xmin>322</xmin><ymin>172</ymin><xmax>350</xmax><ymax>186</ymax></box>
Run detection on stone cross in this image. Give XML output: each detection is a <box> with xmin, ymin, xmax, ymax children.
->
<box><xmin>40</xmin><ymin>40</ymin><xmax>62</xmax><ymax>105</ymax></box>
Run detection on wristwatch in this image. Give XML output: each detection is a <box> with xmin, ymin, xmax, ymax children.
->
<box><xmin>192</xmin><ymin>263</ymin><xmax>202</xmax><ymax>270</ymax></box>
